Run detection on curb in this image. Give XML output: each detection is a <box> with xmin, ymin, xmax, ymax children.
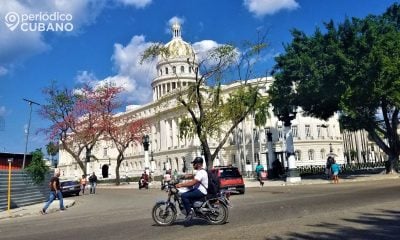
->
<box><xmin>0</xmin><ymin>199</ymin><xmax>75</xmax><ymax>220</ymax></box>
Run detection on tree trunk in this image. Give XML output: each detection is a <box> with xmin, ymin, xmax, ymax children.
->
<box><xmin>386</xmin><ymin>153</ymin><xmax>399</xmax><ymax>174</ymax></box>
<box><xmin>115</xmin><ymin>159</ymin><xmax>121</xmax><ymax>185</ymax></box>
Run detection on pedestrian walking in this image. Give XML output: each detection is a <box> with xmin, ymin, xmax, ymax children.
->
<box><xmin>255</xmin><ymin>162</ymin><xmax>265</xmax><ymax>187</ymax></box>
<box><xmin>89</xmin><ymin>172</ymin><xmax>97</xmax><ymax>194</ymax></box>
<box><xmin>325</xmin><ymin>156</ymin><xmax>334</xmax><ymax>179</ymax></box>
<box><xmin>80</xmin><ymin>175</ymin><xmax>87</xmax><ymax>195</ymax></box>
<box><xmin>41</xmin><ymin>171</ymin><xmax>65</xmax><ymax>214</ymax></box>
<box><xmin>331</xmin><ymin>159</ymin><xmax>340</xmax><ymax>184</ymax></box>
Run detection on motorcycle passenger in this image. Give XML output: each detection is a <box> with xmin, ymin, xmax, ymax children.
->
<box><xmin>176</xmin><ymin>157</ymin><xmax>208</xmax><ymax>221</ymax></box>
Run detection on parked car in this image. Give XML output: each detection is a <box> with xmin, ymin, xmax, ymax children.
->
<box><xmin>60</xmin><ymin>180</ymin><xmax>80</xmax><ymax>196</ymax></box>
<box><xmin>211</xmin><ymin>166</ymin><xmax>245</xmax><ymax>194</ymax></box>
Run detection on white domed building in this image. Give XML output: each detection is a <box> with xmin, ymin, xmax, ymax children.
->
<box><xmin>58</xmin><ymin>22</ymin><xmax>360</xmax><ymax>180</ymax></box>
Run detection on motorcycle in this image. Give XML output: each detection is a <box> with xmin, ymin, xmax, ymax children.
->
<box><xmin>152</xmin><ymin>181</ymin><xmax>231</xmax><ymax>226</ymax></box>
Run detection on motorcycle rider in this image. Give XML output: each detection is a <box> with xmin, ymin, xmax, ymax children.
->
<box><xmin>176</xmin><ymin>157</ymin><xmax>208</xmax><ymax>221</ymax></box>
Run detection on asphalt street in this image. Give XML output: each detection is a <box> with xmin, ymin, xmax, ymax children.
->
<box><xmin>0</xmin><ymin>179</ymin><xmax>399</xmax><ymax>240</ymax></box>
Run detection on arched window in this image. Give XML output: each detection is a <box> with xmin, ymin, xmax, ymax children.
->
<box><xmin>181</xmin><ymin>66</ymin><xmax>185</xmax><ymax>73</ymax></box>
<box><xmin>160</xmin><ymin>69</ymin><xmax>162</xmax><ymax>76</ymax></box>
<box><xmin>308</xmin><ymin>149</ymin><xmax>315</xmax><ymax>160</ymax></box>
<box><xmin>165</xmin><ymin>67</ymin><xmax>169</xmax><ymax>74</ymax></box>
<box><xmin>189</xmin><ymin>67</ymin><xmax>192</xmax><ymax>73</ymax></box>
<box><xmin>295</xmin><ymin>150</ymin><xmax>301</xmax><ymax>161</ymax></box>
<box><xmin>172</xmin><ymin>66</ymin><xmax>176</xmax><ymax>74</ymax></box>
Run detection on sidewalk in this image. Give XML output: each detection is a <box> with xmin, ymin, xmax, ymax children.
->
<box><xmin>243</xmin><ymin>171</ymin><xmax>400</xmax><ymax>187</ymax></box>
<box><xmin>97</xmin><ymin>171</ymin><xmax>400</xmax><ymax>189</ymax></box>
<box><xmin>0</xmin><ymin>199</ymin><xmax>75</xmax><ymax>221</ymax></box>
<box><xmin>1</xmin><ymin>172</ymin><xmax>398</xmax><ymax>220</ymax></box>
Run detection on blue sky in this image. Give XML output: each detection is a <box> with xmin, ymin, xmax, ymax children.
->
<box><xmin>0</xmin><ymin>0</ymin><xmax>398</xmax><ymax>155</ymax></box>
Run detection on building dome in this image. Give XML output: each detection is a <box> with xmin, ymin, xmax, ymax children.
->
<box><xmin>151</xmin><ymin>21</ymin><xmax>198</xmax><ymax>102</ymax></box>
<box><xmin>162</xmin><ymin>22</ymin><xmax>195</xmax><ymax>59</ymax></box>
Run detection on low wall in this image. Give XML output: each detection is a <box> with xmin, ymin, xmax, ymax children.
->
<box><xmin>0</xmin><ymin>170</ymin><xmax>53</xmax><ymax>211</ymax></box>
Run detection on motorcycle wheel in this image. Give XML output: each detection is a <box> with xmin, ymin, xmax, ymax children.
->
<box><xmin>152</xmin><ymin>202</ymin><xmax>177</xmax><ymax>226</ymax></box>
<box><xmin>207</xmin><ymin>202</ymin><xmax>228</xmax><ymax>225</ymax></box>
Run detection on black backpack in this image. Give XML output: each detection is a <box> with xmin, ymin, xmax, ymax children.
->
<box><xmin>206</xmin><ymin>170</ymin><xmax>220</xmax><ymax>196</ymax></box>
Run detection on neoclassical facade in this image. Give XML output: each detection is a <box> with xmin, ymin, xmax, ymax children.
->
<box><xmin>59</xmin><ymin>23</ymin><xmax>347</xmax><ymax>180</ymax></box>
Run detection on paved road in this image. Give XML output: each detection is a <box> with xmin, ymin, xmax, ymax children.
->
<box><xmin>1</xmin><ymin>179</ymin><xmax>399</xmax><ymax>240</ymax></box>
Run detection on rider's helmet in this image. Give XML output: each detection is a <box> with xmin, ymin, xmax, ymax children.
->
<box><xmin>191</xmin><ymin>157</ymin><xmax>203</xmax><ymax>165</ymax></box>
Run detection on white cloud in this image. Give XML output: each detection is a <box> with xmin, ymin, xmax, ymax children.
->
<box><xmin>0</xmin><ymin>106</ymin><xmax>5</xmax><ymax>116</ymax></box>
<box><xmin>244</xmin><ymin>0</ymin><xmax>299</xmax><ymax>17</ymax></box>
<box><xmin>76</xmin><ymin>70</ymin><xmax>98</xmax><ymax>84</ymax></box>
<box><xmin>82</xmin><ymin>35</ymin><xmax>157</xmax><ymax>104</ymax></box>
<box><xmin>116</xmin><ymin>0</ymin><xmax>152</xmax><ymax>8</ymax></box>
<box><xmin>192</xmin><ymin>40</ymin><xmax>220</xmax><ymax>62</ymax></box>
<box><xmin>0</xmin><ymin>0</ymin><xmax>108</xmax><ymax>77</ymax></box>
<box><xmin>0</xmin><ymin>66</ymin><xmax>9</xmax><ymax>76</ymax></box>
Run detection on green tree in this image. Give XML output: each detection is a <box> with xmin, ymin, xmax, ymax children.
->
<box><xmin>142</xmin><ymin>34</ymin><xmax>270</xmax><ymax>168</ymax></box>
<box><xmin>269</xmin><ymin>3</ymin><xmax>400</xmax><ymax>172</ymax></box>
<box><xmin>25</xmin><ymin>149</ymin><xmax>49</xmax><ymax>184</ymax></box>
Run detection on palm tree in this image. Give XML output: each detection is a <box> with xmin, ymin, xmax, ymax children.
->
<box><xmin>46</xmin><ymin>142</ymin><xmax>59</xmax><ymax>167</ymax></box>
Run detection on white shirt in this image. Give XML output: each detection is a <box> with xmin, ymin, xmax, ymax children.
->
<box><xmin>194</xmin><ymin>169</ymin><xmax>208</xmax><ymax>195</ymax></box>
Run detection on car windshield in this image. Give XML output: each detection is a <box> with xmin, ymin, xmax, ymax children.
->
<box><xmin>220</xmin><ymin>168</ymin><xmax>241</xmax><ymax>178</ymax></box>
<box><xmin>61</xmin><ymin>181</ymin><xmax>77</xmax><ymax>186</ymax></box>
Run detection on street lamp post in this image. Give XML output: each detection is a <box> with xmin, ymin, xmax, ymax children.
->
<box><xmin>150</xmin><ymin>151</ymin><xmax>155</xmax><ymax>173</ymax></box>
<box><xmin>277</xmin><ymin>107</ymin><xmax>301</xmax><ymax>183</ymax></box>
<box><xmin>7</xmin><ymin>158</ymin><xmax>13</xmax><ymax>214</ymax></box>
<box><xmin>22</xmin><ymin>98</ymin><xmax>40</xmax><ymax>169</ymax></box>
<box><xmin>142</xmin><ymin>135</ymin><xmax>150</xmax><ymax>174</ymax></box>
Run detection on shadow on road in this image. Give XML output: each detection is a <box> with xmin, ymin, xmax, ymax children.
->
<box><xmin>266</xmin><ymin>209</ymin><xmax>400</xmax><ymax>240</ymax></box>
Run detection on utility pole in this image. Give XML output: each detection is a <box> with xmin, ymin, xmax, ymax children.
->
<box><xmin>22</xmin><ymin>98</ymin><xmax>40</xmax><ymax>169</ymax></box>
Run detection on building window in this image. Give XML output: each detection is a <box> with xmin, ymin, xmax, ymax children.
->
<box><xmin>165</xmin><ymin>67</ymin><xmax>169</xmax><ymax>74</ymax></box>
<box><xmin>317</xmin><ymin>125</ymin><xmax>322</xmax><ymax>138</ymax></box>
<box><xmin>321</xmin><ymin>149</ymin><xmax>326</xmax><ymax>160</ymax></box>
<box><xmin>238</xmin><ymin>129</ymin><xmax>243</xmax><ymax>144</ymax></box>
<box><xmin>308</xmin><ymin>149</ymin><xmax>314</xmax><ymax>160</ymax></box>
<box><xmin>172</xmin><ymin>82</ymin><xmax>176</xmax><ymax>89</ymax></box>
<box><xmin>160</xmin><ymin>69</ymin><xmax>162</xmax><ymax>76</ymax></box>
<box><xmin>254</xmin><ymin>153</ymin><xmax>259</xmax><ymax>162</ymax></box>
<box><xmin>172</xmin><ymin>66</ymin><xmax>176</xmax><ymax>74</ymax></box>
<box><xmin>253</xmin><ymin>128</ymin><xmax>259</xmax><ymax>142</ymax></box>
<box><xmin>305</xmin><ymin>125</ymin><xmax>311</xmax><ymax>137</ymax></box>
<box><xmin>292</xmin><ymin>125</ymin><xmax>298</xmax><ymax>137</ymax></box>
<box><xmin>169</xmin><ymin>120</ymin><xmax>173</xmax><ymax>148</ymax></box>
<box><xmin>189</xmin><ymin>67</ymin><xmax>192</xmax><ymax>73</ymax></box>
<box><xmin>103</xmin><ymin>148</ymin><xmax>108</xmax><ymax>157</ymax></box>
<box><xmin>181</xmin><ymin>66</ymin><xmax>184</xmax><ymax>73</ymax></box>
<box><xmin>295</xmin><ymin>150</ymin><xmax>301</xmax><ymax>161</ymax></box>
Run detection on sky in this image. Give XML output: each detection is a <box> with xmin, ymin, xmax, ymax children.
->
<box><xmin>0</xmin><ymin>0</ymin><xmax>398</xmax><ymax>155</ymax></box>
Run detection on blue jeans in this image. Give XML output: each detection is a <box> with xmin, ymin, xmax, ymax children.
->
<box><xmin>43</xmin><ymin>191</ymin><xmax>64</xmax><ymax>212</ymax></box>
<box><xmin>181</xmin><ymin>189</ymin><xmax>205</xmax><ymax>216</ymax></box>
<box><xmin>90</xmin><ymin>182</ymin><xmax>97</xmax><ymax>194</ymax></box>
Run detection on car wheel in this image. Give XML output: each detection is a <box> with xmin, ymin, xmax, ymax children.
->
<box><xmin>76</xmin><ymin>192</ymin><xmax>80</xmax><ymax>196</ymax></box>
